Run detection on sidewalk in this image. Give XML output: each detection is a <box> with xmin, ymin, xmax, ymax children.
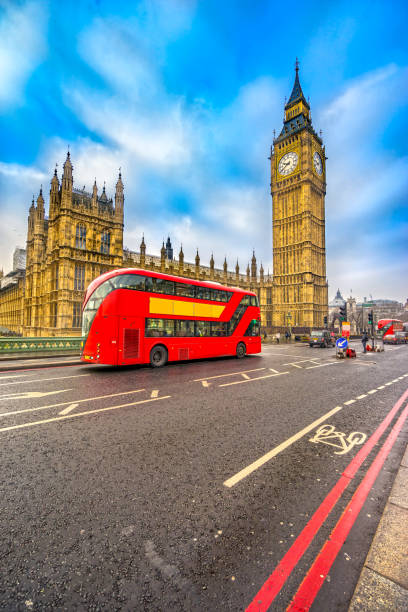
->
<box><xmin>0</xmin><ymin>354</ymin><xmax>82</xmax><ymax>371</ymax></box>
<box><xmin>349</xmin><ymin>443</ymin><xmax>408</xmax><ymax>611</ymax></box>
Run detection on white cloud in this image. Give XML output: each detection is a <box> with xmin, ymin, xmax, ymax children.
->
<box><xmin>0</xmin><ymin>1</ymin><xmax>48</xmax><ymax>109</ymax></box>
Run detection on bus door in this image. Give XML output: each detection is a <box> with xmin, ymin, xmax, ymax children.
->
<box><xmin>118</xmin><ymin>316</ymin><xmax>144</xmax><ymax>365</ymax></box>
<box><xmin>88</xmin><ymin>314</ymin><xmax>119</xmax><ymax>365</ymax></box>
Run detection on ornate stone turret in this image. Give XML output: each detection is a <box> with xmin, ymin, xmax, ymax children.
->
<box><xmin>61</xmin><ymin>151</ymin><xmax>73</xmax><ymax>196</ymax></box>
<box><xmin>161</xmin><ymin>242</ymin><xmax>166</xmax><ymax>271</ymax></box>
<box><xmin>165</xmin><ymin>236</ymin><xmax>173</xmax><ymax>260</ymax></box>
<box><xmin>235</xmin><ymin>259</ymin><xmax>240</xmax><ymax>282</ymax></box>
<box><xmin>140</xmin><ymin>235</ymin><xmax>146</xmax><ymax>268</ymax></box>
<box><xmin>27</xmin><ymin>196</ymin><xmax>35</xmax><ymax>240</ymax></box>
<box><xmin>195</xmin><ymin>249</ymin><xmax>200</xmax><ymax>279</ymax></box>
<box><xmin>178</xmin><ymin>245</ymin><xmax>184</xmax><ymax>274</ymax></box>
<box><xmin>251</xmin><ymin>250</ymin><xmax>257</xmax><ymax>280</ymax></box>
<box><xmin>92</xmin><ymin>179</ymin><xmax>98</xmax><ymax>209</ymax></box>
<box><xmin>115</xmin><ymin>170</ymin><xmax>124</xmax><ymax>220</ymax></box>
<box><xmin>246</xmin><ymin>263</ymin><xmax>250</xmax><ymax>282</ymax></box>
<box><xmin>260</xmin><ymin>262</ymin><xmax>264</xmax><ymax>283</ymax></box>
<box><xmin>49</xmin><ymin>167</ymin><xmax>60</xmax><ymax>220</ymax></box>
<box><xmin>36</xmin><ymin>187</ymin><xmax>45</xmax><ymax>220</ymax></box>
<box><xmin>223</xmin><ymin>257</ymin><xmax>228</xmax><ymax>282</ymax></box>
<box><xmin>100</xmin><ymin>183</ymin><xmax>107</xmax><ymax>203</ymax></box>
<box><xmin>210</xmin><ymin>253</ymin><xmax>214</xmax><ymax>280</ymax></box>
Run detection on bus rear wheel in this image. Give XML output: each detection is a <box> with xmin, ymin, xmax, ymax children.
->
<box><xmin>150</xmin><ymin>345</ymin><xmax>168</xmax><ymax>368</ymax></box>
<box><xmin>236</xmin><ymin>342</ymin><xmax>246</xmax><ymax>359</ymax></box>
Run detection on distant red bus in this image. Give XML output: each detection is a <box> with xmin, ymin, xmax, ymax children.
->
<box><xmin>377</xmin><ymin>319</ymin><xmax>403</xmax><ymax>338</ymax></box>
<box><xmin>81</xmin><ymin>268</ymin><xmax>261</xmax><ymax>367</ymax></box>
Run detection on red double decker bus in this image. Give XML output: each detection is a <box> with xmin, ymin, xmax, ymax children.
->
<box><xmin>81</xmin><ymin>268</ymin><xmax>261</xmax><ymax>367</ymax></box>
<box><xmin>377</xmin><ymin>319</ymin><xmax>403</xmax><ymax>338</ymax></box>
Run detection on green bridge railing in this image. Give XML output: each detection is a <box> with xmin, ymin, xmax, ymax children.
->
<box><xmin>0</xmin><ymin>337</ymin><xmax>83</xmax><ymax>354</ymax></box>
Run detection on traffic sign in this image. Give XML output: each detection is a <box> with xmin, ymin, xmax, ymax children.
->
<box><xmin>336</xmin><ymin>337</ymin><xmax>348</xmax><ymax>349</ymax></box>
<box><xmin>342</xmin><ymin>322</ymin><xmax>350</xmax><ymax>338</ymax></box>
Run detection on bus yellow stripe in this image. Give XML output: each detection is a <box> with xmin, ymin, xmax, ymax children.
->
<box><xmin>149</xmin><ymin>297</ymin><xmax>225</xmax><ymax>318</ymax></box>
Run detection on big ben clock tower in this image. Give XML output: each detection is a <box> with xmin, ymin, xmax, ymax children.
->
<box><xmin>271</xmin><ymin>60</ymin><xmax>328</xmax><ymax>329</ymax></box>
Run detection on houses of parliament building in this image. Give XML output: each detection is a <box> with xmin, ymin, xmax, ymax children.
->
<box><xmin>0</xmin><ymin>65</ymin><xmax>328</xmax><ymax>337</ymax></box>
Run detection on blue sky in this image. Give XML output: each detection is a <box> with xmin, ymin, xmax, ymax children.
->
<box><xmin>0</xmin><ymin>0</ymin><xmax>407</xmax><ymax>302</ymax></box>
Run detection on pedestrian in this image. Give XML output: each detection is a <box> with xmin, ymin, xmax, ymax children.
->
<box><xmin>362</xmin><ymin>330</ymin><xmax>368</xmax><ymax>353</ymax></box>
<box><xmin>263</xmin><ymin>331</ymin><xmax>267</xmax><ymax>340</ymax></box>
<box><xmin>285</xmin><ymin>331</ymin><xmax>289</xmax><ymax>342</ymax></box>
<box><xmin>276</xmin><ymin>331</ymin><xmax>280</xmax><ymax>344</ymax></box>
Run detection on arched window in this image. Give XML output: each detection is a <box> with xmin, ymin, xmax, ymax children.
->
<box><xmin>75</xmin><ymin>224</ymin><xmax>86</xmax><ymax>249</ymax></box>
<box><xmin>101</xmin><ymin>231</ymin><xmax>110</xmax><ymax>254</ymax></box>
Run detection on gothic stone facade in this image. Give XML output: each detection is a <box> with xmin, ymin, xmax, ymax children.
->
<box><xmin>0</xmin><ymin>66</ymin><xmax>328</xmax><ymax>337</ymax></box>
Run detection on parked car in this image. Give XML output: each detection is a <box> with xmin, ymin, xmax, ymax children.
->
<box><xmin>395</xmin><ymin>331</ymin><xmax>408</xmax><ymax>344</ymax></box>
<box><xmin>309</xmin><ymin>330</ymin><xmax>335</xmax><ymax>348</ymax></box>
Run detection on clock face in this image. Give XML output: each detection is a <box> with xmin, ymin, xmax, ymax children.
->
<box><xmin>278</xmin><ymin>151</ymin><xmax>298</xmax><ymax>176</ymax></box>
<box><xmin>313</xmin><ymin>151</ymin><xmax>323</xmax><ymax>175</ymax></box>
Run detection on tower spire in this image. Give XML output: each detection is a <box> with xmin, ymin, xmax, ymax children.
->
<box><xmin>285</xmin><ymin>58</ymin><xmax>309</xmax><ymax>110</ymax></box>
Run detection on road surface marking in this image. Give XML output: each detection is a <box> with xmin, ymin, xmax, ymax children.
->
<box><xmin>357</xmin><ymin>394</ymin><xmax>367</xmax><ymax>399</ymax></box>
<box><xmin>309</xmin><ymin>425</ymin><xmax>367</xmax><ymax>455</ymax></box>
<box><xmin>354</xmin><ymin>361</ymin><xmax>375</xmax><ymax>366</ymax></box>
<box><xmin>0</xmin><ymin>389</ymin><xmax>145</xmax><ymax>418</ymax></box>
<box><xmin>241</xmin><ymin>373</ymin><xmax>250</xmax><ymax>379</ymax></box>
<box><xmin>59</xmin><ymin>403</ymin><xmax>78</xmax><ymax>416</ymax></box>
<box><xmin>0</xmin><ymin>373</ymin><xmax>90</xmax><ymax>387</ymax></box>
<box><xmin>264</xmin><ymin>353</ymin><xmax>311</xmax><ymax>358</ymax></box>
<box><xmin>287</xmin><ymin>401</ymin><xmax>408</xmax><ymax>611</ymax></box>
<box><xmin>392</xmin><ymin>378</ymin><xmax>399</xmax><ymax>383</ymax></box>
<box><xmin>305</xmin><ymin>362</ymin><xmax>338</xmax><ymax>369</ymax></box>
<box><xmin>385</xmin><ymin>382</ymin><xmax>393</xmax><ymax>386</ymax></box>
<box><xmin>0</xmin><ymin>374</ymin><xmax>35</xmax><ymax>380</ymax></box>
<box><xmin>0</xmin><ymin>395</ymin><xmax>171</xmax><ymax>434</ymax></box>
<box><xmin>344</xmin><ymin>399</ymin><xmax>355</xmax><ymax>405</ymax></box>
<box><xmin>377</xmin><ymin>385</ymin><xmax>385</xmax><ymax>389</ymax></box>
<box><xmin>223</xmin><ymin>405</ymin><xmax>343</xmax><ymax>488</ymax></box>
<box><xmin>286</xmin><ymin>363</ymin><xmax>302</xmax><ymax>368</ymax></box>
<box><xmin>269</xmin><ymin>368</ymin><xmax>280</xmax><ymax>374</ymax></box>
<box><xmin>219</xmin><ymin>372</ymin><xmax>289</xmax><ymax>387</ymax></box>
<box><xmin>194</xmin><ymin>368</ymin><xmax>265</xmax><ymax>381</ymax></box>
<box><xmin>150</xmin><ymin>389</ymin><xmax>159</xmax><ymax>398</ymax></box>
<box><xmin>245</xmin><ymin>387</ymin><xmax>408</xmax><ymax>611</ymax></box>
<box><xmin>201</xmin><ymin>381</ymin><xmax>210</xmax><ymax>387</ymax></box>
<box><xmin>0</xmin><ymin>389</ymin><xmax>73</xmax><ymax>401</ymax></box>
<box><xmin>367</xmin><ymin>389</ymin><xmax>377</xmax><ymax>394</ymax></box>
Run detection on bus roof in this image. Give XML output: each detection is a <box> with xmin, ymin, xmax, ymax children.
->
<box><xmin>84</xmin><ymin>267</ymin><xmax>257</xmax><ymax>305</ymax></box>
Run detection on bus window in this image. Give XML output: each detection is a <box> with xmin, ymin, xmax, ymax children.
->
<box><xmin>145</xmin><ymin>318</ymin><xmax>175</xmax><ymax>337</ymax></box>
<box><xmin>151</xmin><ymin>277</ymin><xmax>175</xmax><ymax>295</ymax></box>
<box><xmin>219</xmin><ymin>291</ymin><xmax>233</xmax><ymax>302</ymax></box>
<box><xmin>244</xmin><ymin>319</ymin><xmax>260</xmax><ymax>336</ymax></box>
<box><xmin>175</xmin><ymin>320</ymin><xmax>195</xmax><ymax>337</ymax></box>
<box><xmin>250</xmin><ymin>296</ymin><xmax>258</xmax><ymax>306</ymax></box>
<box><xmin>175</xmin><ymin>283</ymin><xmax>195</xmax><ymax>298</ymax></box>
<box><xmin>195</xmin><ymin>286</ymin><xmax>211</xmax><ymax>301</ymax></box>
<box><xmin>195</xmin><ymin>321</ymin><xmax>211</xmax><ymax>336</ymax></box>
<box><xmin>111</xmin><ymin>274</ymin><xmax>146</xmax><ymax>291</ymax></box>
<box><xmin>211</xmin><ymin>322</ymin><xmax>228</xmax><ymax>336</ymax></box>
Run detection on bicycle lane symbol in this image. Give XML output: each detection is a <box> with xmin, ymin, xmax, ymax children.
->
<box><xmin>309</xmin><ymin>424</ymin><xmax>367</xmax><ymax>455</ymax></box>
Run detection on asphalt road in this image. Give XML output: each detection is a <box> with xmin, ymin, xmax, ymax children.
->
<box><xmin>0</xmin><ymin>342</ymin><xmax>407</xmax><ymax>611</ymax></box>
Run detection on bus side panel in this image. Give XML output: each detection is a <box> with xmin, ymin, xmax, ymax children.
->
<box><xmin>85</xmin><ymin>314</ymin><xmax>119</xmax><ymax>365</ymax></box>
<box><xmin>118</xmin><ymin>316</ymin><xmax>145</xmax><ymax>365</ymax></box>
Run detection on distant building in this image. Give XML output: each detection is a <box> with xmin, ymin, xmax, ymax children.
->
<box><xmin>13</xmin><ymin>247</ymin><xmax>26</xmax><ymax>271</ymax></box>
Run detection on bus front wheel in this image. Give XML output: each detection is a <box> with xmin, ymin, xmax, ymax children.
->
<box><xmin>236</xmin><ymin>342</ymin><xmax>246</xmax><ymax>359</ymax></box>
<box><xmin>150</xmin><ymin>345</ymin><xmax>168</xmax><ymax>368</ymax></box>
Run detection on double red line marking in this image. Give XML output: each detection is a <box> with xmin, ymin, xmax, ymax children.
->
<box><xmin>247</xmin><ymin>388</ymin><xmax>408</xmax><ymax>612</ymax></box>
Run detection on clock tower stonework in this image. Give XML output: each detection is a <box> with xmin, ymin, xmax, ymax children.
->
<box><xmin>271</xmin><ymin>61</ymin><xmax>328</xmax><ymax>328</ymax></box>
